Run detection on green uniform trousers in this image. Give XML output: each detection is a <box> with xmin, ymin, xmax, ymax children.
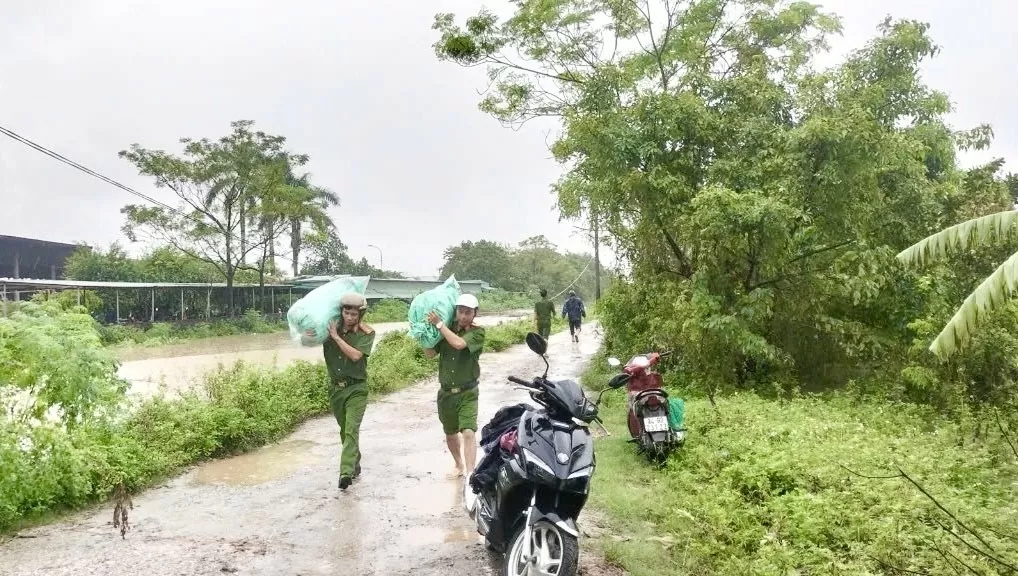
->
<box><xmin>328</xmin><ymin>380</ymin><xmax>368</xmax><ymax>477</ymax></box>
<box><xmin>537</xmin><ymin>321</ymin><xmax>551</xmax><ymax>341</ymax></box>
<box><xmin>437</xmin><ymin>385</ymin><xmax>479</xmax><ymax>436</ymax></box>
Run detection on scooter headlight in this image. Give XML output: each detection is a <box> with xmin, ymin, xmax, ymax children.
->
<box><xmin>521</xmin><ymin>448</ymin><xmax>557</xmax><ymax>485</ymax></box>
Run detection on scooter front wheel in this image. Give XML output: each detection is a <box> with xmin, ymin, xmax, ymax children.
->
<box><xmin>503</xmin><ymin>520</ymin><xmax>579</xmax><ymax>576</ymax></box>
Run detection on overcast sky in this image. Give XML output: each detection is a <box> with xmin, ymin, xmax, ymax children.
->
<box><xmin>1</xmin><ymin>0</ymin><xmax>1015</xmax><ymax>277</ymax></box>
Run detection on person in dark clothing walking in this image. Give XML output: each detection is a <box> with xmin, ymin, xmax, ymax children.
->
<box><xmin>561</xmin><ymin>290</ymin><xmax>586</xmax><ymax>343</ymax></box>
<box><xmin>534</xmin><ymin>288</ymin><xmax>554</xmax><ymax>341</ymax></box>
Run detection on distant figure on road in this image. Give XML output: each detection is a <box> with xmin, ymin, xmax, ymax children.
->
<box><xmin>423</xmin><ymin>293</ymin><xmax>486</xmax><ymax>481</ymax></box>
<box><xmin>561</xmin><ymin>290</ymin><xmax>586</xmax><ymax>343</ymax></box>
<box><xmin>305</xmin><ymin>292</ymin><xmax>375</xmax><ymax>491</ymax></box>
<box><xmin>534</xmin><ymin>288</ymin><xmax>554</xmax><ymax>341</ymax></box>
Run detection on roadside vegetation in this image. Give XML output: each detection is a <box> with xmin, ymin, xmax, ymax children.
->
<box><xmin>88</xmin><ymin>294</ymin><xmax>532</xmax><ymax>348</ymax></box>
<box><xmin>434</xmin><ymin>0</ymin><xmax>1018</xmax><ymax>574</ymax></box>
<box><xmin>583</xmin><ymin>357</ymin><xmax>1018</xmax><ymax>576</ymax></box>
<box><xmin>98</xmin><ymin>310</ymin><xmax>287</xmax><ymax>348</ymax></box>
<box><xmin>0</xmin><ymin>302</ymin><xmax>563</xmax><ymax>532</ymax></box>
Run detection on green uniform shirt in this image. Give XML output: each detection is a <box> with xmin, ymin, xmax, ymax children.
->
<box><xmin>534</xmin><ymin>299</ymin><xmax>554</xmax><ymax>325</ymax></box>
<box><xmin>436</xmin><ymin>324</ymin><xmax>486</xmax><ymax>389</ymax></box>
<box><xmin>323</xmin><ymin>326</ymin><xmax>375</xmax><ymax>384</ymax></box>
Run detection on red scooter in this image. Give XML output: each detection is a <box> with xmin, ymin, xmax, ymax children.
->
<box><xmin>607</xmin><ymin>351</ymin><xmax>685</xmax><ymax>462</ymax></box>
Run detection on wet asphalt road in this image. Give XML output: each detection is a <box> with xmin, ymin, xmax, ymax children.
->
<box><xmin>1</xmin><ymin>327</ymin><xmax>613</xmax><ymax>576</ymax></box>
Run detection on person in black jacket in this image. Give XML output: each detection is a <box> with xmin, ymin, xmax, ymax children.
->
<box><xmin>561</xmin><ymin>291</ymin><xmax>586</xmax><ymax>343</ymax></box>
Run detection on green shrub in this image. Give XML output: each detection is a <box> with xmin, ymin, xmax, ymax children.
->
<box><xmin>365</xmin><ymin>299</ymin><xmax>410</xmax><ymax>323</ymax></box>
<box><xmin>581</xmin><ymin>354</ymin><xmax>1018</xmax><ymax>576</ymax></box>
<box><xmin>97</xmin><ymin>313</ymin><xmax>287</xmax><ymax>348</ymax></box>
<box><xmin>478</xmin><ymin>290</ymin><xmax>535</xmax><ymax>313</ymax></box>
<box><xmin>0</xmin><ymin>301</ymin><xmax>125</xmax><ymax>426</ymax></box>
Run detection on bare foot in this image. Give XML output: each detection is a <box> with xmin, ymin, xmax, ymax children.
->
<box><xmin>447</xmin><ymin>468</ymin><xmax>464</xmax><ymax>480</ymax></box>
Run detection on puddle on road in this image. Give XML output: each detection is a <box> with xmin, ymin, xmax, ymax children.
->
<box><xmin>400</xmin><ymin>525</ymin><xmax>480</xmax><ymax>546</ymax></box>
<box><xmin>391</xmin><ymin>480</ymin><xmax>464</xmax><ymax>516</ymax></box>
<box><xmin>192</xmin><ymin>440</ymin><xmax>322</xmax><ymax>487</ymax></box>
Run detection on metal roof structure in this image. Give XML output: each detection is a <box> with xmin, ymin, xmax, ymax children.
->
<box><xmin>0</xmin><ymin>235</ymin><xmax>84</xmax><ymax>280</ymax></box>
<box><xmin>291</xmin><ymin>275</ymin><xmax>492</xmax><ymax>300</ymax></box>
<box><xmin>0</xmin><ymin>275</ymin><xmax>492</xmax><ymax>300</ymax></box>
<box><xmin>0</xmin><ymin>278</ymin><xmax>294</xmax><ymax>291</ymax></box>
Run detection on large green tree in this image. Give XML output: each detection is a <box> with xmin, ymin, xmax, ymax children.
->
<box><xmin>439</xmin><ymin>240</ymin><xmax>516</xmax><ymax>288</ymax></box>
<box><xmin>438</xmin><ymin>235</ymin><xmax>609</xmax><ymax>297</ymax></box>
<box><xmin>433</xmin><ymin>2</ymin><xmax>999</xmax><ymax>397</ymax></box>
<box><xmin>284</xmin><ymin>163</ymin><xmax>340</xmax><ymax>277</ymax></box>
<box><xmin>119</xmin><ymin>121</ymin><xmax>307</xmax><ymax>314</ymax></box>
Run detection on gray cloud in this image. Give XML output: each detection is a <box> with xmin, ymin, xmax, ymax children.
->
<box><xmin>0</xmin><ymin>1</ymin><xmax>1013</xmax><ymax>277</ymax></box>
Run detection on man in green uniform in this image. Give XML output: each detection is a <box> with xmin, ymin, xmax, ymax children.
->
<box><xmin>306</xmin><ymin>292</ymin><xmax>375</xmax><ymax>490</ymax></box>
<box><xmin>534</xmin><ymin>288</ymin><xmax>554</xmax><ymax>341</ymax></box>
<box><xmin>423</xmin><ymin>293</ymin><xmax>486</xmax><ymax>480</ymax></box>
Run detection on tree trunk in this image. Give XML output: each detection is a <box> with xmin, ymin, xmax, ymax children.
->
<box><xmin>290</xmin><ymin>219</ymin><xmax>302</xmax><ymax>277</ymax></box>
<box><xmin>593</xmin><ymin>218</ymin><xmax>601</xmax><ymax>301</ymax></box>
<box><xmin>226</xmin><ymin>265</ymin><xmax>236</xmax><ymax>317</ymax></box>
<box><xmin>268</xmin><ymin>229</ymin><xmax>276</xmax><ymax>273</ymax></box>
<box><xmin>240</xmin><ymin>205</ymin><xmax>248</xmax><ymax>266</ymax></box>
<box><xmin>258</xmin><ymin>246</ymin><xmax>268</xmax><ymax>313</ymax></box>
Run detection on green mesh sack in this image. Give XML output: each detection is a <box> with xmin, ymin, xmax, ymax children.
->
<box><xmin>287</xmin><ymin>276</ymin><xmax>370</xmax><ymax>346</ymax></box>
<box><xmin>408</xmin><ymin>276</ymin><xmax>461</xmax><ymax>349</ymax></box>
<box><xmin>668</xmin><ymin>398</ymin><xmax>686</xmax><ymax>430</ymax></box>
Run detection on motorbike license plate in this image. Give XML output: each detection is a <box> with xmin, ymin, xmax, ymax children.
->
<box><xmin>643</xmin><ymin>416</ymin><xmax>669</xmax><ymax>433</ymax></box>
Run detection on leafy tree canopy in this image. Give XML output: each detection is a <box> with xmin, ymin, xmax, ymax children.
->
<box><xmin>433</xmin><ymin>1</ymin><xmax>1013</xmax><ymax>412</ymax></box>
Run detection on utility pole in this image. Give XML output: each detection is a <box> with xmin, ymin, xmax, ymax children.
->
<box><xmin>572</xmin><ymin>213</ymin><xmax>603</xmax><ymax>302</ymax></box>
<box><xmin>593</xmin><ymin>218</ymin><xmax>601</xmax><ymax>302</ymax></box>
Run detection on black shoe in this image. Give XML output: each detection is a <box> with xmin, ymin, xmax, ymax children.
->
<box><xmin>353</xmin><ymin>463</ymin><xmax>362</xmax><ymax>479</ymax></box>
<box><xmin>339</xmin><ymin>475</ymin><xmax>352</xmax><ymax>490</ymax></box>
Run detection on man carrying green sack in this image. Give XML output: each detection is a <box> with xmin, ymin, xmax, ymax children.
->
<box><xmin>423</xmin><ymin>293</ymin><xmax>486</xmax><ymax>480</ymax></box>
<box><xmin>534</xmin><ymin>288</ymin><xmax>554</xmax><ymax>341</ymax></box>
<box><xmin>305</xmin><ymin>292</ymin><xmax>375</xmax><ymax>491</ymax></box>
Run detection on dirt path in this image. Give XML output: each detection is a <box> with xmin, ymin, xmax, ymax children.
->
<box><xmin>1</xmin><ymin>327</ymin><xmax>617</xmax><ymax>576</ymax></box>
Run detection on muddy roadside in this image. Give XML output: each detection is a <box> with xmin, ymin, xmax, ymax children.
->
<box><xmin>1</xmin><ymin>327</ymin><xmax>625</xmax><ymax>576</ymax></box>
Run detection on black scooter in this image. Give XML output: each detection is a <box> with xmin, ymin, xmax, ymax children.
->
<box><xmin>465</xmin><ymin>333</ymin><xmax>623</xmax><ymax>576</ymax></box>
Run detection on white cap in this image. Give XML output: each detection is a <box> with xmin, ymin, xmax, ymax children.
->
<box><xmin>456</xmin><ymin>293</ymin><xmax>480</xmax><ymax>309</ymax></box>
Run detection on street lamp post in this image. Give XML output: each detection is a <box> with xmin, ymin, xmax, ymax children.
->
<box><xmin>367</xmin><ymin>244</ymin><xmax>383</xmax><ymax>269</ymax></box>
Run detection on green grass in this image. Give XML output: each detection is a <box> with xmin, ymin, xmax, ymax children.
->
<box><xmin>0</xmin><ymin>316</ymin><xmax>560</xmax><ymax>533</ymax></box>
<box><xmin>100</xmin><ymin>309</ymin><xmax>286</xmax><ymax>348</ymax></box>
<box><xmin>364</xmin><ymin>299</ymin><xmax>410</xmax><ymax>323</ymax></box>
<box><xmin>581</xmin><ymin>351</ymin><xmax>1018</xmax><ymax>576</ymax></box>
<box><xmin>478</xmin><ymin>290</ymin><xmax>536</xmax><ymax>312</ymax></box>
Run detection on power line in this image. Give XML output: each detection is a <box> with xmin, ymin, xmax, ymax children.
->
<box><xmin>550</xmin><ymin>256</ymin><xmax>594</xmax><ymax>300</ymax></box>
<box><xmin>0</xmin><ymin>124</ymin><xmax>298</xmax><ymax>267</ymax></box>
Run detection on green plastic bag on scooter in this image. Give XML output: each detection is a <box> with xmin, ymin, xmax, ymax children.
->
<box><xmin>667</xmin><ymin>398</ymin><xmax>685</xmax><ymax>431</ymax></box>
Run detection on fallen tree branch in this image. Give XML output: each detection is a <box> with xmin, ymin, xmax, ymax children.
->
<box><xmin>994</xmin><ymin>410</ymin><xmax>1018</xmax><ymax>461</ymax></box>
<box><xmin>842</xmin><ymin>464</ymin><xmax>1018</xmax><ymax>573</ymax></box>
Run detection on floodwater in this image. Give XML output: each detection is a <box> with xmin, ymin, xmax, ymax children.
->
<box><xmin>0</xmin><ymin>326</ymin><xmax>622</xmax><ymax>576</ymax></box>
<box><xmin>116</xmin><ymin>312</ymin><xmax>529</xmax><ymax>400</ymax></box>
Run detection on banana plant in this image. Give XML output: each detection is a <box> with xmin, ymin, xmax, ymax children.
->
<box><xmin>897</xmin><ymin>210</ymin><xmax>1018</xmax><ymax>358</ymax></box>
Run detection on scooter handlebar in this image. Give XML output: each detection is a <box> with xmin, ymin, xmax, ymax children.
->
<box><xmin>507</xmin><ymin>376</ymin><xmax>533</xmax><ymax>387</ymax></box>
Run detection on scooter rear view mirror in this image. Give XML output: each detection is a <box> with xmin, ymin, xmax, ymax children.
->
<box><xmin>608</xmin><ymin>373</ymin><xmax>630</xmax><ymax>389</ymax></box>
<box><xmin>525</xmin><ymin>332</ymin><xmax>548</xmax><ymax>356</ymax></box>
